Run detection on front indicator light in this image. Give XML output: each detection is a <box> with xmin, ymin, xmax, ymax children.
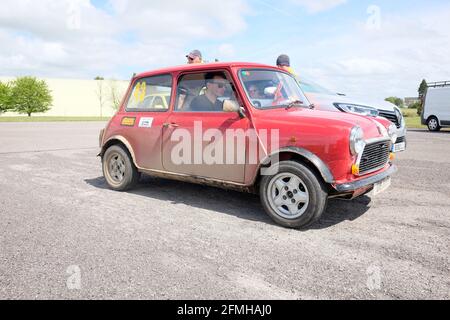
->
<box><xmin>352</xmin><ymin>164</ymin><xmax>360</xmax><ymax>175</ymax></box>
<box><xmin>390</xmin><ymin>153</ymin><xmax>395</xmax><ymax>161</ymax></box>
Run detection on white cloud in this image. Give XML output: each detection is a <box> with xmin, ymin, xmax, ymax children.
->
<box><xmin>289</xmin><ymin>0</ymin><xmax>347</xmax><ymax>13</ymax></box>
<box><xmin>0</xmin><ymin>0</ymin><xmax>249</xmax><ymax>78</ymax></box>
<box><xmin>296</xmin><ymin>6</ymin><xmax>450</xmax><ymax>102</ymax></box>
<box><xmin>0</xmin><ymin>0</ymin><xmax>449</xmax><ymax>106</ymax></box>
<box><xmin>217</xmin><ymin>44</ymin><xmax>236</xmax><ymax>60</ymax></box>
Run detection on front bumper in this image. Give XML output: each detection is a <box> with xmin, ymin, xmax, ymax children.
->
<box><xmin>334</xmin><ymin>165</ymin><xmax>397</xmax><ymax>193</ymax></box>
<box><xmin>393</xmin><ymin>123</ymin><xmax>407</xmax><ymax>152</ymax></box>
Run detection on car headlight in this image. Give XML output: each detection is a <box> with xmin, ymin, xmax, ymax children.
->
<box><xmin>394</xmin><ymin>107</ymin><xmax>403</xmax><ymax>126</ymax></box>
<box><xmin>334</xmin><ymin>103</ymin><xmax>379</xmax><ymax>117</ymax></box>
<box><xmin>350</xmin><ymin>126</ymin><xmax>365</xmax><ymax>155</ymax></box>
<box><xmin>388</xmin><ymin>124</ymin><xmax>398</xmax><ymax>143</ymax></box>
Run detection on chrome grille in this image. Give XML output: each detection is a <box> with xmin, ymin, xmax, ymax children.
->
<box><xmin>379</xmin><ymin>111</ymin><xmax>401</xmax><ymax>129</ymax></box>
<box><xmin>359</xmin><ymin>141</ymin><xmax>391</xmax><ymax>175</ymax></box>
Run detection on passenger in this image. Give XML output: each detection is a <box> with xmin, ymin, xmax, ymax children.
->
<box><xmin>276</xmin><ymin>54</ymin><xmax>297</xmax><ymax>77</ymax></box>
<box><xmin>189</xmin><ymin>72</ymin><xmax>227</xmax><ymax>112</ymax></box>
<box><xmin>186</xmin><ymin>49</ymin><xmax>203</xmax><ymax>64</ymax></box>
<box><xmin>248</xmin><ymin>84</ymin><xmax>263</xmax><ymax>99</ymax></box>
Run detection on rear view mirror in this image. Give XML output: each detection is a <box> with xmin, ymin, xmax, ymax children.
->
<box><xmin>264</xmin><ymin>87</ymin><xmax>277</xmax><ymax>96</ymax></box>
<box><xmin>177</xmin><ymin>87</ymin><xmax>187</xmax><ymax>95</ymax></box>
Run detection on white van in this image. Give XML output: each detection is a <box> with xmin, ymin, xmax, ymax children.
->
<box><xmin>421</xmin><ymin>81</ymin><xmax>450</xmax><ymax>131</ymax></box>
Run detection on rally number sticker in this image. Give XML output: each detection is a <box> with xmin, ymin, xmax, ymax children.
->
<box><xmin>139</xmin><ymin>117</ymin><xmax>154</xmax><ymax>128</ymax></box>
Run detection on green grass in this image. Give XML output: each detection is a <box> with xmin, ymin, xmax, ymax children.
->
<box><xmin>405</xmin><ymin>116</ymin><xmax>425</xmax><ymax>129</ymax></box>
<box><xmin>400</xmin><ymin>108</ymin><xmax>426</xmax><ymax>129</ymax></box>
<box><xmin>0</xmin><ymin>116</ymin><xmax>111</xmax><ymax>122</ymax></box>
<box><xmin>401</xmin><ymin>108</ymin><xmax>419</xmax><ymax>118</ymax></box>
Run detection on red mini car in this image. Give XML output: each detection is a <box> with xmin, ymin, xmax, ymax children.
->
<box><xmin>99</xmin><ymin>62</ymin><xmax>397</xmax><ymax>229</ymax></box>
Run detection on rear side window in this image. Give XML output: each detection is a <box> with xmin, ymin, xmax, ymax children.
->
<box><xmin>126</xmin><ymin>74</ymin><xmax>172</xmax><ymax>111</ymax></box>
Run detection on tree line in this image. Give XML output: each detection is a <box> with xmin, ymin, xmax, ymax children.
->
<box><xmin>0</xmin><ymin>77</ymin><xmax>53</xmax><ymax>117</ymax></box>
<box><xmin>384</xmin><ymin>79</ymin><xmax>427</xmax><ymax>116</ymax></box>
<box><xmin>1</xmin><ymin>76</ymin><xmax>125</xmax><ymax>117</ymax></box>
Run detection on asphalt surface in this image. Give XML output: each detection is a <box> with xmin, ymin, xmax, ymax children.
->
<box><xmin>0</xmin><ymin>123</ymin><xmax>449</xmax><ymax>300</ymax></box>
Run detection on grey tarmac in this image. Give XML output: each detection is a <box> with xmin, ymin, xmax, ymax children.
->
<box><xmin>0</xmin><ymin>122</ymin><xmax>449</xmax><ymax>299</ymax></box>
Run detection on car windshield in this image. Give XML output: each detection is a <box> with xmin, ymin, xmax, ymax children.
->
<box><xmin>239</xmin><ymin>69</ymin><xmax>311</xmax><ymax>109</ymax></box>
<box><xmin>298</xmin><ymin>77</ymin><xmax>337</xmax><ymax>95</ymax></box>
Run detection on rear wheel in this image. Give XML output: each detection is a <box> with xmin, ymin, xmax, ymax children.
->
<box><xmin>260</xmin><ymin>161</ymin><xmax>328</xmax><ymax>229</ymax></box>
<box><xmin>427</xmin><ymin>116</ymin><xmax>441</xmax><ymax>132</ymax></box>
<box><xmin>102</xmin><ymin>145</ymin><xmax>140</xmax><ymax>191</ymax></box>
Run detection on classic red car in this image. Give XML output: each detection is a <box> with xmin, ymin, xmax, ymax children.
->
<box><xmin>99</xmin><ymin>62</ymin><xmax>397</xmax><ymax>229</ymax></box>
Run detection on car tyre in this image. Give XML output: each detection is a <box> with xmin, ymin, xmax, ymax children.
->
<box><xmin>102</xmin><ymin>145</ymin><xmax>140</xmax><ymax>191</ymax></box>
<box><xmin>427</xmin><ymin>116</ymin><xmax>441</xmax><ymax>132</ymax></box>
<box><xmin>260</xmin><ymin>161</ymin><xmax>328</xmax><ymax>229</ymax></box>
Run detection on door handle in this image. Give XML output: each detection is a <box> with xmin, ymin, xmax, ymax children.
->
<box><xmin>163</xmin><ymin>123</ymin><xmax>179</xmax><ymax>128</ymax></box>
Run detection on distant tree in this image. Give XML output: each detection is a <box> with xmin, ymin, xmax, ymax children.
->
<box><xmin>385</xmin><ymin>96</ymin><xmax>404</xmax><ymax>108</ymax></box>
<box><xmin>0</xmin><ymin>81</ymin><xmax>11</xmax><ymax>113</ymax></box>
<box><xmin>108</xmin><ymin>80</ymin><xmax>123</xmax><ymax>111</ymax></box>
<box><xmin>417</xmin><ymin>79</ymin><xmax>428</xmax><ymax>116</ymax></box>
<box><xmin>407</xmin><ymin>101</ymin><xmax>421</xmax><ymax>111</ymax></box>
<box><xmin>94</xmin><ymin>76</ymin><xmax>105</xmax><ymax>80</ymax></box>
<box><xmin>95</xmin><ymin>80</ymin><xmax>106</xmax><ymax>117</ymax></box>
<box><xmin>416</xmin><ymin>103</ymin><xmax>423</xmax><ymax>116</ymax></box>
<box><xmin>10</xmin><ymin>77</ymin><xmax>52</xmax><ymax>117</ymax></box>
<box><xmin>418</xmin><ymin>79</ymin><xmax>427</xmax><ymax>98</ymax></box>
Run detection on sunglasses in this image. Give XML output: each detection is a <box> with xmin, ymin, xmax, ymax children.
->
<box><xmin>213</xmin><ymin>81</ymin><xmax>226</xmax><ymax>88</ymax></box>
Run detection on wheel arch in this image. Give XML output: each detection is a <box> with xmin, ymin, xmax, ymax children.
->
<box><xmin>427</xmin><ymin>115</ymin><xmax>440</xmax><ymax>124</ymax></box>
<box><xmin>255</xmin><ymin>147</ymin><xmax>335</xmax><ymax>186</ymax></box>
<box><xmin>100</xmin><ymin>136</ymin><xmax>138</xmax><ymax>167</ymax></box>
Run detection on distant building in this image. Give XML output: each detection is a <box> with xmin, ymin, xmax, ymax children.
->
<box><xmin>404</xmin><ymin>97</ymin><xmax>420</xmax><ymax>107</ymax></box>
<box><xmin>0</xmin><ymin>77</ymin><xmax>129</xmax><ymax>117</ymax></box>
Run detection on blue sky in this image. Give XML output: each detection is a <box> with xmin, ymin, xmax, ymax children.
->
<box><xmin>1</xmin><ymin>0</ymin><xmax>449</xmax><ymax>102</ymax></box>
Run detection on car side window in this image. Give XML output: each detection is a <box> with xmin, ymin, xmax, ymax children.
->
<box><xmin>175</xmin><ymin>71</ymin><xmax>238</xmax><ymax>112</ymax></box>
<box><xmin>126</xmin><ymin>74</ymin><xmax>172</xmax><ymax>111</ymax></box>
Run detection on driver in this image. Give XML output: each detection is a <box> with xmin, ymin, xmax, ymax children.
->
<box><xmin>189</xmin><ymin>72</ymin><xmax>227</xmax><ymax>112</ymax></box>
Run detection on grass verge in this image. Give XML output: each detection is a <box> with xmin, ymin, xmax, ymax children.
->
<box><xmin>405</xmin><ymin>116</ymin><xmax>425</xmax><ymax>129</ymax></box>
<box><xmin>0</xmin><ymin>116</ymin><xmax>111</xmax><ymax>122</ymax></box>
<box><xmin>0</xmin><ymin>114</ymin><xmax>428</xmax><ymax>129</ymax></box>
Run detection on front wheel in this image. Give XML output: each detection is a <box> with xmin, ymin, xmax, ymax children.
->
<box><xmin>427</xmin><ymin>117</ymin><xmax>441</xmax><ymax>132</ymax></box>
<box><xmin>260</xmin><ymin>161</ymin><xmax>328</xmax><ymax>229</ymax></box>
<box><xmin>102</xmin><ymin>145</ymin><xmax>140</xmax><ymax>191</ymax></box>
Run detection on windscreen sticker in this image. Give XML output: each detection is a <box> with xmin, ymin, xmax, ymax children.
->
<box><xmin>133</xmin><ymin>82</ymin><xmax>147</xmax><ymax>103</ymax></box>
<box><xmin>139</xmin><ymin>117</ymin><xmax>154</xmax><ymax>128</ymax></box>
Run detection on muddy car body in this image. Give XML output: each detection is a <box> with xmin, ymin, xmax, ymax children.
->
<box><xmin>99</xmin><ymin>62</ymin><xmax>397</xmax><ymax>228</ymax></box>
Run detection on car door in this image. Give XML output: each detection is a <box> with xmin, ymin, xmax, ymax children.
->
<box><xmin>122</xmin><ymin>74</ymin><xmax>173</xmax><ymax>171</ymax></box>
<box><xmin>161</xmin><ymin>70</ymin><xmax>249</xmax><ymax>183</ymax></box>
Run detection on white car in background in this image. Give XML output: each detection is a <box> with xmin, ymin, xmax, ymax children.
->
<box><xmin>299</xmin><ymin>78</ymin><xmax>407</xmax><ymax>153</ymax></box>
<box><xmin>421</xmin><ymin>81</ymin><xmax>450</xmax><ymax>131</ymax></box>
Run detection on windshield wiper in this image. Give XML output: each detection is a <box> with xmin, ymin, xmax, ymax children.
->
<box><xmin>284</xmin><ymin>100</ymin><xmax>314</xmax><ymax>110</ymax></box>
<box><xmin>285</xmin><ymin>100</ymin><xmax>303</xmax><ymax>110</ymax></box>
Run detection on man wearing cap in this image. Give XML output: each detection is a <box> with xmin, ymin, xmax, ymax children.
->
<box><xmin>186</xmin><ymin>50</ymin><xmax>203</xmax><ymax>64</ymax></box>
<box><xmin>276</xmin><ymin>54</ymin><xmax>297</xmax><ymax>76</ymax></box>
